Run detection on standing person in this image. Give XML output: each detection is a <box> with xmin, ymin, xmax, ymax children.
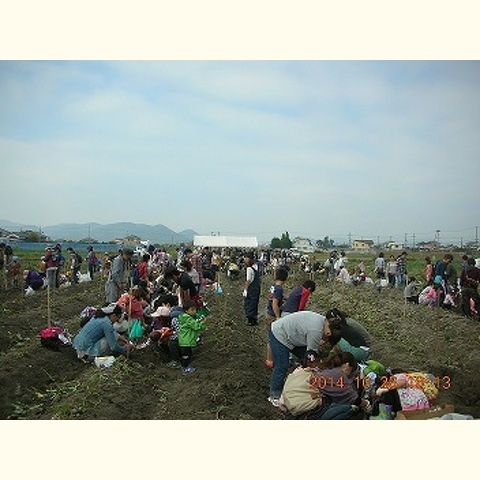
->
<box><xmin>137</xmin><ymin>253</ymin><xmax>151</xmax><ymax>283</ymax></box>
<box><xmin>334</xmin><ymin>251</ymin><xmax>348</xmax><ymax>276</ymax></box>
<box><xmin>374</xmin><ymin>252</ymin><xmax>385</xmax><ymax>279</ymax></box>
<box><xmin>459</xmin><ymin>257</ymin><xmax>480</xmax><ymax>318</ymax></box>
<box><xmin>281</xmin><ymin>280</ymin><xmax>316</xmax><ymax>315</ymax></box>
<box><xmin>178</xmin><ymin>300</ymin><xmax>207</xmax><ymax>375</ymax></box>
<box><xmin>425</xmin><ymin>256</ymin><xmax>434</xmax><ymax>285</ymax></box>
<box><xmin>267</xmin><ymin>310</ymin><xmax>345</xmax><ymax>407</ymax></box>
<box><xmin>105</xmin><ymin>249</ymin><xmax>133</xmax><ymax>303</ymax></box>
<box><xmin>265</xmin><ymin>267</ymin><xmax>289</xmax><ymax>368</ymax></box>
<box><xmin>434</xmin><ymin>253</ymin><xmax>454</xmax><ymax>297</ymax></box>
<box><xmin>243</xmin><ymin>251</ymin><xmax>261</xmax><ymax>326</ymax></box>
<box><xmin>43</xmin><ymin>245</ymin><xmax>60</xmax><ymax>289</ymax></box>
<box><xmin>385</xmin><ymin>254</ymin><xmax>397</xmax><ymax>287</ymax></box>
<box><xmin>72</xmin><ymin>303</ymin><xmax>133</xmax><ymax>362</ymax></box>
<box><xmin>396</xmin><ymin>251</ymin><xmax>408</xmax><ymax>288</ymax></box>
<box><xmin>7</xmin><ymin>256</ymin><xmax>22</xmax><ymax>289</ymax></box>
<box><xmin>66</xmin><ymin>247</ymin><xmax>82</xmax><ymax>284</ymax></box>
<box><xmin>87</xmin><ymin>246</ymin><xmax>98</xmax><ymax>280</ymax></box>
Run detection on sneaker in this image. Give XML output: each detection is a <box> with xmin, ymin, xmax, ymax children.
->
<box><xmin>166</xmin><ymin>360</ymin><xmax>181</xmax><ymax>369</ymax></box>
<box><xmin>182</xmin><ymin>366</ymin><xmax>196</xmax><ymax>375</ymax></box>
<box><xmin>268</xmin><ymin>396</ymin><xmax>281</xmax><ymax>408</ymax></box>
<box><xmin>136</xmin><ymin>340</ymin><xmax>151</xmax><ymax>350</ymax></box>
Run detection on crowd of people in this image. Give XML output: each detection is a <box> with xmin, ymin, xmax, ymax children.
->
<box><xmin>2</xmin><ymin>240</ymin><xmax>479</xmax><ymax>419</ymax></box>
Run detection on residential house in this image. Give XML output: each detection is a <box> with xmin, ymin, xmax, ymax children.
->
<box><xmin>352</xmin><ymin>239</ymin><xmax>374</xmax><ymax>251</ymax></box>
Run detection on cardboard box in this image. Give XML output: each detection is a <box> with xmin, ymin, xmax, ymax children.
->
<box><xmin>395</xmin><ymin>404</ymin><xmax>454</xmax><ymax>420</ymax></box>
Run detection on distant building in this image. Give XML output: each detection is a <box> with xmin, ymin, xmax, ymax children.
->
<box><xmin>292</xmin><ymin>237</ymin><xmax>315</xmax><ymax>253</ymax></box>
<box><xmin>385</xmin><ymin>241</ymin><xmax>405</xmax><ymax>251</ymax></box>
<box><xmin>0</xmin><ymin>228</ymin><xmax>20</xmax><ymax>242</ymax></box>
<box><xmin>352</xmin><ymin>239</ymin><xmax>374</xmax><ymax>251</ymax></box>
<box><xmin>417</xmin><ymin>241</ymin><xmax>439</xmax><ymax>251</ymax></box>
<box><xmin>122</xmin><ymin>235</ymin><xmax>143</xmax><ymax>246</ymax></box>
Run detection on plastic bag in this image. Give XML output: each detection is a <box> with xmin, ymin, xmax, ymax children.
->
<box><xmin>129</xmin><ymin>319</ymin><xmax>144</xmax><ymax>340</ymax></box>
<box><xmin>94</xmin><ymin>356</ymin><xmax>116</xmax><ymax>368</ymax></box>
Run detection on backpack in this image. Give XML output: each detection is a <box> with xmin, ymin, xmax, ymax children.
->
<box><xmin>281</xmin><ymin>368</ymin><xmax>323</xmax><ymax>416</ymax></box>
<box><xmin>39</xmin><ymin>326</ymin><xmax>71</xmax><ymax>351</ymax></box>
<box><xmin>75</xmin><ymin>253</ymin><xmax>83</xmax><ymax>264</ymax></box>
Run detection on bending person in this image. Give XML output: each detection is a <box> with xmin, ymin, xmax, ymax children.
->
<box><xmin>73</xmin><ymin>304</ymin><xmax>133</xmax><ymax>362</ymax></box>
<box><xmin>268</xmin><ymin>309</ymin><xmax>345</xmax><ymax>407</ymax></box>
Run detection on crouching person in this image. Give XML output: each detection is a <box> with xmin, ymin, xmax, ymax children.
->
<box><xmin>281</xmin><ymin>352</ymin><xmax>369</xmax><ymax>420</ymax></box>
<box><xmin>72</xmin><ymin>304</ymin><xmax>133</xmax><ymax>363</ymax></box>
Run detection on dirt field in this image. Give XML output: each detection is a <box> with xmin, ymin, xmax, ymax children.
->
<box><xmin>1</xmin><ymin>264</ymin><xmax>479</xmax><ymax>420</ymax></box>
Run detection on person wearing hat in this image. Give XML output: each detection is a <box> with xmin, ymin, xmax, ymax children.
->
<box><xmin>136</xmin><ymin>305</ymin><xmax>173</xmax><ymax>351</ymax></box>
<box><xmin>7</xmin><ymin>255</ymin><xmax>22</xmax><ymax>289</ymax></box>
<box><xmin>105</xmin><ymin>248</ymin><xmax>133</xmax><ymax>303</ymax></box>
<box><xmin>243</xmin><ymin>251</ymin><xmax>261</xmax><ymax>326</ymax></box>
<box><xmin>43</xmin><ymin>245</ymin><xmax>60</xmax><ymax>288</ymax></box>
<box><xmin>72</xmin><ymin>303</ymin><xmax>133</xmax><ymax>362</ymax></box>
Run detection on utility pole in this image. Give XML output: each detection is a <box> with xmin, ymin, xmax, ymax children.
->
<box><xmin>404</xmin><ymin>233</ymin><xmax>408</xmax><ymax>249</ymax></box>
<box><xmin>348</xmin><ymin>232</ymin><xmax>352</xmax><ymax>248</ymax></box>
<box><xmin>476</xmin><ymin>226</ymin><xmax>479</xmax><ymax>250</ymax></box>
<box><xmin>412</xmin><ymin>233</ymin><xmax>416</xmax><ymax>249</ymax></box>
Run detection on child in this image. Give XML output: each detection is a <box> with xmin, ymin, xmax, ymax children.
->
<box><xmin>8</xmin><ymin>256</ymin><xmax>22</xmax><ymax>289</ymax></box>
<box><xmin>136</xmin><ymin>306</ymin><xmax>173</xmax><ymax>350</ymax></box>
<box><xmin>178</xmin><ymin>300</ymin><xmax>207</xmax><ymax>375</ymax></box>
<box><xmin>281</xmin><ymin>280</ymin><xmax>316</xmax><ymax>315</ymax></box>
<box><xmin>265</xmin><ymin>268</ymin><xmax>289</xmax><ymax>368</ymax></box>
<box><xmin>404</xmin><ymin>277</ymin><xmax>419</xmax><ymax>304</ymax></box>
<box><xmin>426</xmin><ymin>283</ymin><xmax>444</xmax><ymax>308</ymax></box>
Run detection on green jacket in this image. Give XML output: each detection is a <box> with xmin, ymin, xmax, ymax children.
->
<box><xmin>178</xmin><ymin>313</ymin><xmax>207</xmax><ymax>347</ymax></box>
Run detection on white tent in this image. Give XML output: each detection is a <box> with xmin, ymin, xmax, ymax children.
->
<box><xmin>193</xmin><ymin>235</ymin><xmax>258</xmax><ymax>248</ymax></box>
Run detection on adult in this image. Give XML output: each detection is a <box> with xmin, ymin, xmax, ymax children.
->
<box><xmin>43</xmin><ymin>245</ymin><xmax>60</xmax><ymax>288</ymax></box>
<box><xmin>459</xmin><ymin>257</ymin><xmax>480</xmax><ymax>318</ymax></box>
<box><xmin>425</xmin><ymin>256</ymin><xmax>434</xmax><ymax>285</ymax></box>
<box><xmin>243</xmin><ymin>251</ymin><xmax>261</xmax><ymax>326</ymax></box>
<box><xmin>66</xmin><ymin>247</ymin><xmax>81</xmax><ymax>284</ymax></box>
<box><xmin>283</xmin><ymin>352</ymin><xmax>368</xmax><ymax>420</ymax></box>
<box><xmin>385</xmin><ymin>254</ymin><xmax>397</xmax><ymax>288</ymax></box>
<box><xmin>105</xmin><ymin>249</ymin><xmax>133</xmax><ymax>303</ymax></box>
<box><xmin>183</xmin><ymin>248</ymin><xmax>203</xmax><ymax>292</ymax></box>
<box><xmin>24</xmin><ymin>269</ymin><xmax>45</xmax><ymax>291</ymax></box>
<box><xmin>164</xmin><ymin>265</ymin><xmax>200</xmax><ymax>308</ymax></box>
<box><xmin>72</xmin><ymin>304</ymin><xmax>133</xmax><ymax>362</ymax></box>
<box><xmin>330</xmin><ymin>314</ymin><xmax>372</xmax><ymax>363</ymax></box>
<box><xmin>267</xmin><ymin>310</ymin><xmax>345</xmax><ymax>407</ymax></box>
<box><xmin>396</xmin><ymin>251</ymin><xmax>408</xmax><ymax>288</ymax></box>
<box><xmin>87</xmin><ymin>246</ymin><xmax>98</xmax><ymax>280</ymax></box>
<box><xmin>374</xmin><ymin>252</ymin><xmax>385</xmax><ymax>279</ymax></box>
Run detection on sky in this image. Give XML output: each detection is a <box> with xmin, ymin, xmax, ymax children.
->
<box><xmin>1</xmin><ymin>60</ymin><xmax>479</xmax><ymax>246</ymax></box>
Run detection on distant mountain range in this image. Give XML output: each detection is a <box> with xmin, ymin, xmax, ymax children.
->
<box><xmin>0</xmin><ymin>219</ymin><xmax>198</xmax><ymax>244</ymax></box>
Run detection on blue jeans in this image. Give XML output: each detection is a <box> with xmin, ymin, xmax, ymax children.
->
<box><xmin>320</xmin><ymin>403</ymin><xmax>353</xmax><ymax>420</ymax></box>
<box><xmin>269</xmin><ymin>330</ymin><xmax>291</xmax><ymax>399</ymax></box>
<box><xmin>396</xmin><ymin>273</ymin><xmax>405</xmax><ymax>288</ymax></box>
<box><xmin>285</xmin><ymin>401</ymin><xmax>353</xmax><ymax>420</ymax></box>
